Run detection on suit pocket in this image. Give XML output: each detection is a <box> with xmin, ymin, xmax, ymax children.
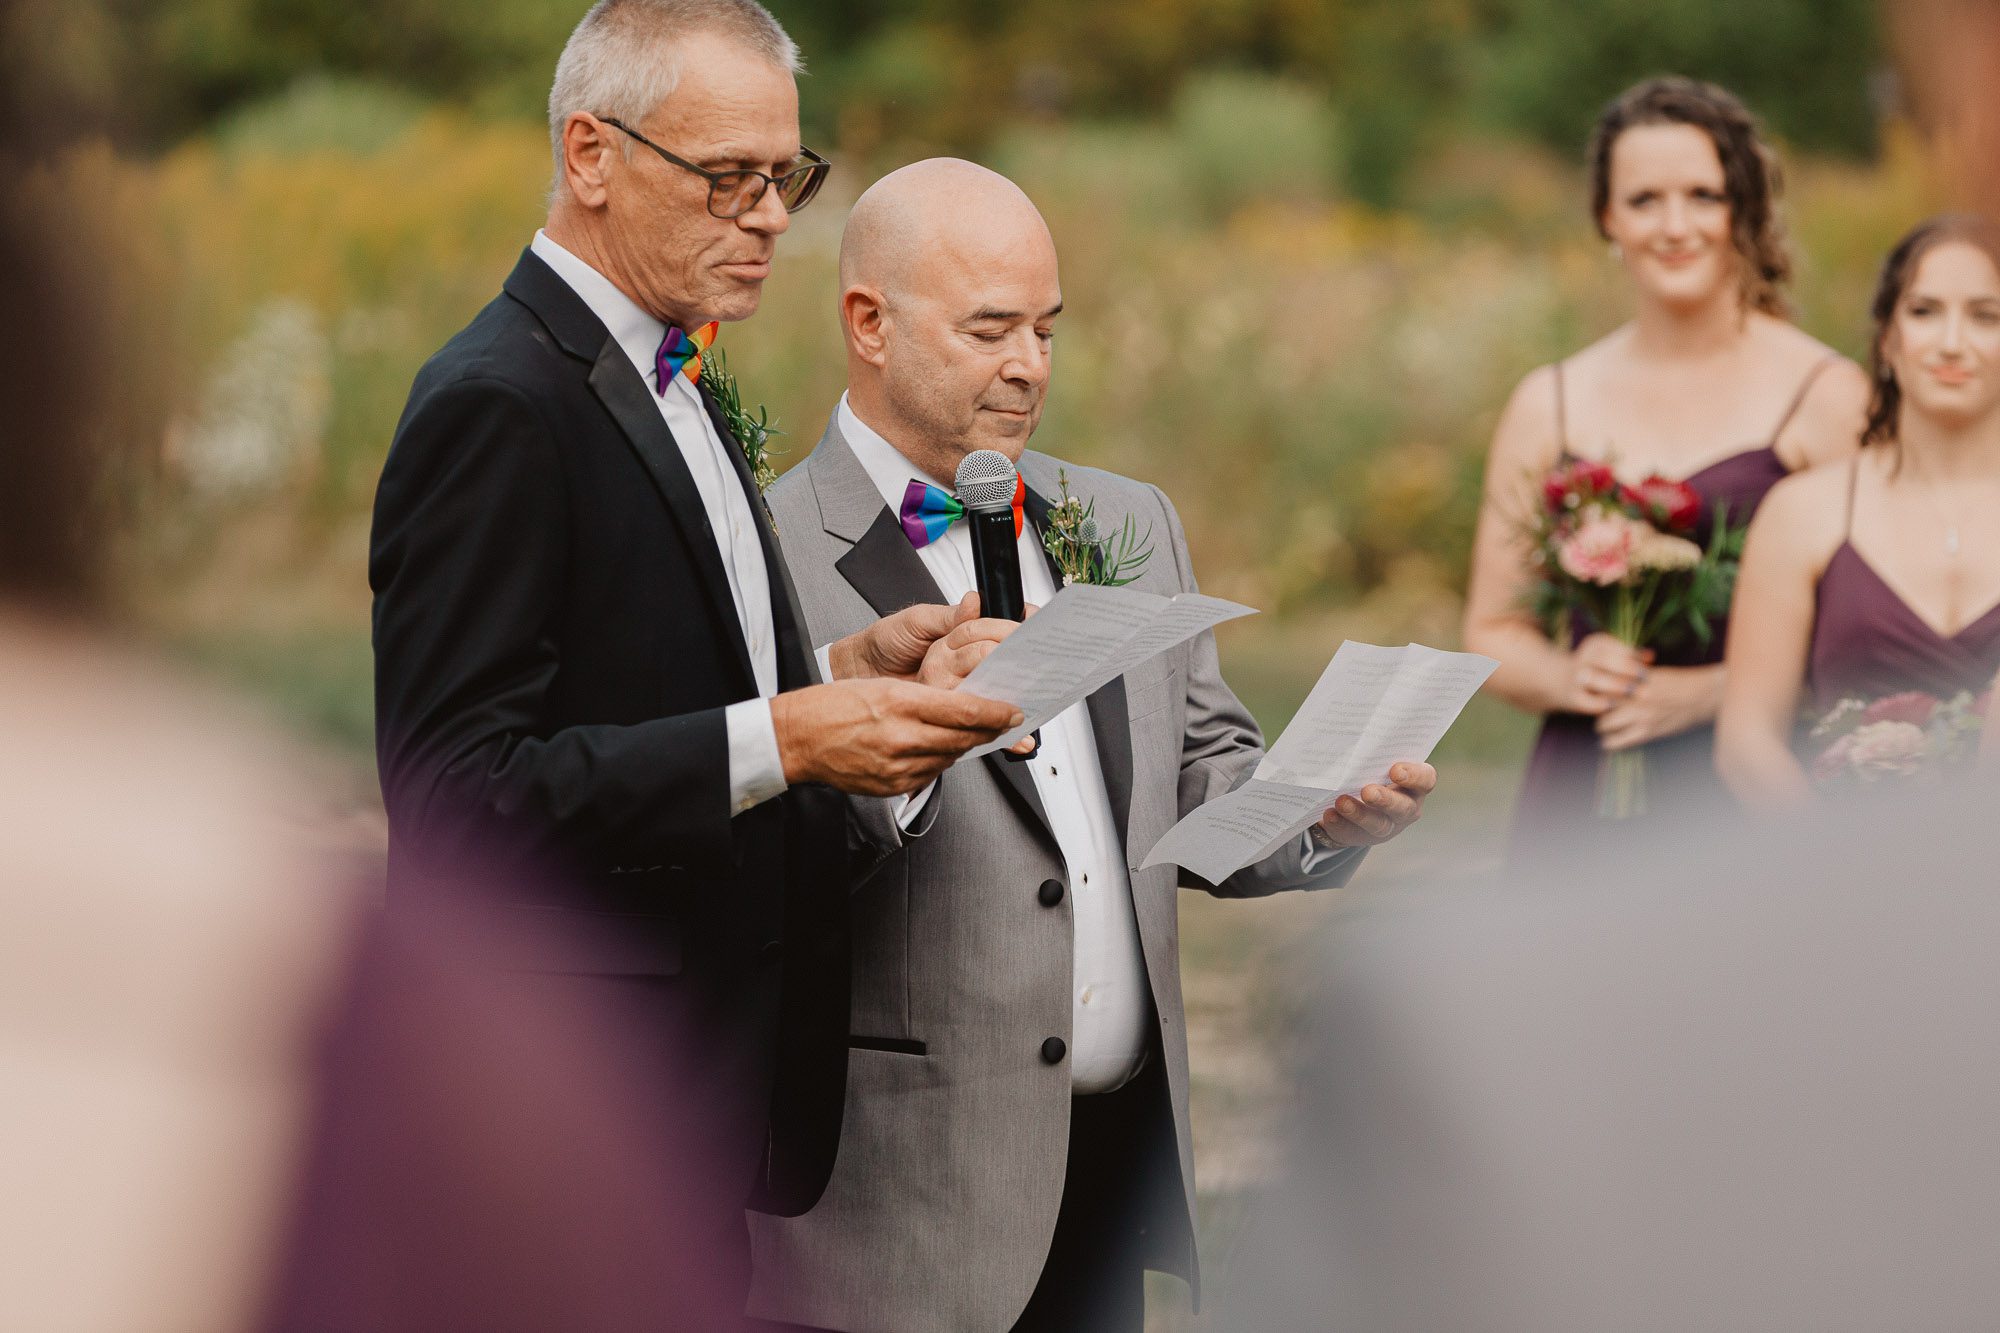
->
<box><xmin>1125</xmin><ymin>667</ymin><xmax>1185</xmax><ymax>723</ymax></box>
<box><xmin>847</xmin><ymin>1035</ymin><xmax>926</xmax><ymax>1056</ymax></box>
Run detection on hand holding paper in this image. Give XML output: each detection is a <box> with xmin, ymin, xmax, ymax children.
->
<box><xmin>1140</xmin><ymin>642</ymin><xmax>1495</xmax><ymax>883</ymax></box>
<box><xmin>956</xmin><ymin>584</ymin><xmax>1254</xmax><ymax>757</ymax></box>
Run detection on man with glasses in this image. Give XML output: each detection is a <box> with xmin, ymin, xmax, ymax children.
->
<box><xmin>370</xmin><ymin>1</ymin><xmax>1024</xmax><ymax>1318</ymax></box>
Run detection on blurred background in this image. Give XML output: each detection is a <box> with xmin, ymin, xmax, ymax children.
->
<box><xmin>7</xmin><ymin>0</ymin><xmax>1941</xmax><ymax>1324</ymax></box>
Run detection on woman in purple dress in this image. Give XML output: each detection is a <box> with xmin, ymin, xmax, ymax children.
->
<box><xmin>1463</xmin><ymin>78</ymin><xmax>1868</xmax><ymax>847</ymax></box>
<box><xmin>1720</xmin><ymin>217</ymin><xmax>2000</xmax><ymax>808</ymax></box>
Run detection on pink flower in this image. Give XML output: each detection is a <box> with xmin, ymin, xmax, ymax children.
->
<box><xmin>1846</xmin><ymin>720</ymin><xmax>1930</xmax><ymax>779</ymax></box>
<box><xmin>1555</xmin><ymin>513</ymin><xmax>1639</xmax><ymax>586</ymax></box>
<box><xmin>1860</xmin><ymin>691</ymin><xmax>1938</xmax><ymax>727</ymax></box>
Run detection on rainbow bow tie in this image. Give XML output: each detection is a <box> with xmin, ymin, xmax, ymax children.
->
<box><xmin>899</xmin><ymin>477</ymin><xmax>1026</xmax><ymax>549</ymax></box>
<box><xmin>655</xmin><ymin>321</ymin><xmax>718</xmax><ymax>395</ymax></box>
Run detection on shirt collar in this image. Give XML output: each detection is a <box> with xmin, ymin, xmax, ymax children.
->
<box><xmin>837</xmin><ymin>393</ymin><xmax>955</xmax><ymax>515</ymax></box>
<box><xmin>530</xmin><ymin>229</ymin><xmax>673</xmax><ymax>393</ymax></box>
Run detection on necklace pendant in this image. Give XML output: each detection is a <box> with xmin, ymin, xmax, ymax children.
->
<box><xmin>1947</xmin><ymin>527</ymin><xmax>1963</xmax><ymax>557</ymax></box>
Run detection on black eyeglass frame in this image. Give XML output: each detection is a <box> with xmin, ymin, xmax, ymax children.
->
<box><xmin>599</xmin><ymin>116</ymin><xmax>830</xmax><ymax>219</ymax></box>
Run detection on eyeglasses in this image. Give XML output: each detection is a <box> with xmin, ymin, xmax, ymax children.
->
<box><xmin>599</xmin><ymin>117</ymin><xmax>831</xmax><ymax>219</ymax></box>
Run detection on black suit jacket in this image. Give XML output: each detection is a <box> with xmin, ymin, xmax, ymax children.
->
<box><xmin>370</xmin><ymin>248</ymin><xmax>859</xmax><ymax>1213</ymax></box>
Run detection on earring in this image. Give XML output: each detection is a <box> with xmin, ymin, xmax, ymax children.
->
<box><xmin>1608</xmin><ymin>240</ymin><xmax>1624</xmax><ymax>262</ymax></box>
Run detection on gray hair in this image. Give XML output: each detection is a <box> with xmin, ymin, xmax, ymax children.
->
<box><xmin>547</xmin><ymin>0</ymin><xmax>802</xmax><ymax>192</ymax></box>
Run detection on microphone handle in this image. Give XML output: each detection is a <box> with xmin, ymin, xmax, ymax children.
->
<box><xmin>964</xmin><ymin>504</ymin><xmax>1038</xmax><ymax>761</ymax></box>
<box><xmin>966</xmin><ymin>507</ymin><xmax>1026</xmax><ymax>622</ymax></box>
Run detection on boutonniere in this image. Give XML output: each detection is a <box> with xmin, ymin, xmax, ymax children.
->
<box><xmin>699</xmin><ymin>345</ymin><xmax>783</xmax><ymax>493</ymax></box>
<box><xmin>1041</xmin><ymin>468</ymin><xmax>1154</xmax><ymax>586</ymax></box>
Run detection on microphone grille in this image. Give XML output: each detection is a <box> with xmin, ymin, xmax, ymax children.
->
<box><xmin>954</xmin><ymin>450</ymin><xmax>1019</xmax><ymax>511</ymax></box>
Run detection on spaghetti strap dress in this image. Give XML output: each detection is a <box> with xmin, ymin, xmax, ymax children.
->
<box><xmin>1807</xmin><ymin>459</ymin><xmax>2000</xmax><ymax>714</ymax></box>
<box><xmin>1510</xmin><ymin>357</ymin><xmax>1834</xmax><ymax>855</ymax></box>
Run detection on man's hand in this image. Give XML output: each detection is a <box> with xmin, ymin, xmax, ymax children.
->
<box><xmin>770</xmin><ymin>678</ymin><xmax>1024</xmax><ymax>797</ymax></box>
<box><xmin>1313</xmin><ymin>762</ymin><xmax>1437</xmax><ymax>848</ymax></box>
<box><xmin>829</xmin><ymin>593</ymin><xmax>1025</xmax><ymax>686</ymax></box>
<box><xmin>827</xmin><ymin>600</ymin><xmax>961</xmax><ymax>681</ymax></box>
<box><xmin>917</xmin><ymin>593</ymin><xmax>1030</xmax><ymax>691</ymax></box>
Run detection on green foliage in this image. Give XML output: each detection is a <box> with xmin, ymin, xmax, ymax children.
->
<box><xmin>1471</xmin><ymin>0</ymin><xmax>1883</xmax><ymax>159</ymax></box>
<box><xmin>212</xmin><ymin>76</ymin><xmax>428</xmax><ymax>156</ymax></box>
<box><xmin>699</xmin><ymin>345</ymin><xmax>785</xmax><ymax>494</ymax></box>
<box><xmin>1170</xmin><ymin>73</ymin><xmax>1338</xmax><ymax>221</ymax></box>
<box><xmin>1042</xmin><ymin>470</ymin><xmax>1156</xmax><ymax>588</ymax></box>
<box><xmin>51</xmin><ymin>0</ymin><xmax>1886</xmax><ymax>204</ymax></box>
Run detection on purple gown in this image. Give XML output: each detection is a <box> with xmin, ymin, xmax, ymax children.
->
<box><xmin>1509</xmin><ymin>359</ymin><xmax>1830</xmax><ymax>855</ymax></box>
<box><xmin>1808</xmin><ymin>462</ymin><xmax>2000</xmax><ymax>714</ymax></box>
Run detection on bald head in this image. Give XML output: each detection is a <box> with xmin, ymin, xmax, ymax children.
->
<box><xmin>840</xmin><ymin>159</ymin><xmax>1056</xmax><ymax>299</ymax></box>
<box><xmin>838</xmin><ymin>160</ymin><xmax>1063</xmax><ymax>482</ymax></box>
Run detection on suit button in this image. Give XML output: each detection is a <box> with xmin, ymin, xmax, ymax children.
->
<box><xmin>1040</xmin><ymin>1037</ymin><xmax>1067</xmax><ymax>1065</ymax></box>
<box><xmin>1038</xmin><ymin>878</ymin><xmax>1065</xmax><ymax>907</ymax></box>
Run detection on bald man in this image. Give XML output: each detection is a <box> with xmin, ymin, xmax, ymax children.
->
<box><xmin>746</xmin><ymin>160</ymin><xmax>1439</xmax><ymax>1332</ymax></box>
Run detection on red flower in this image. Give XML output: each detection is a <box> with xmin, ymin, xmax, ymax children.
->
<box><xmin>1627</xmin><ymin>475</ymin><xmax>1703</xmax><ymax>532</ymax></box>
<box><xmin>1542</xmin><ymin>459</ymin><xmax>1618</xmax><ymax>513</ymax></box>
<box><xmin>1861</xmin><ymin>691</ymin><xmax>1939</xmax><ymax>727</ymax></box>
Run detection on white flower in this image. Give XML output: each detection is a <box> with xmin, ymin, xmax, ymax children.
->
<box><xmin>1631</xmin><ymin>530</ymin><xmax>1703</xmax><ymax>573</ymax></box>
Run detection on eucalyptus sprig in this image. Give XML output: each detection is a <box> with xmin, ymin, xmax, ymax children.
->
<box><xmin>1041</xmin><ymin>469</ymin><xmax>1154</xmax><ymax>587</ymax></box>
<box><xmin>698</xmin><ymin>344</ymin><xmax>783</xmax><ymax>493</ymax></box>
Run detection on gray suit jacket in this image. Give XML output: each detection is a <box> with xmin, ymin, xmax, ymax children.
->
<box><xmin>747</xmin><ymin>415</ymin><xmax>1359</xmax><ymax>1331</ymax></box>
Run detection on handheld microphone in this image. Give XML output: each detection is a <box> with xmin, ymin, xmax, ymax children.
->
<box><xmin>955</xmin><ymin>450</ymin><xmax>1025</xmax><ymax>623</ymax></box>
<box><xmin>955</xmin><ymin>450</ymin><xmax>1037</xmax><ymax>759</ymax></box>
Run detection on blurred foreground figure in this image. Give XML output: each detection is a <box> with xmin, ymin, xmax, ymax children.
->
<box><xmin>1229</xmin><ymin>789</ymin><xmax>2000</xmax><ymax>1332</ymax></box>
<box><xmin>0</xmin><ymin>246</ymin><xmax>301</xmax><ymax>1333</ymax></box>
<box><xmin>0</xmin><ymin>625</ymin><xmax>364</xmax><ymax>1332</ymax></box>
<box><xmin>0</xmin><ymin>25</ymin><xmax>745</xmax><ymax>1329</ymax></box>
<box><xmin>0</xmin><ymin>39</ymin><xmax>359</xmax><ymax>1324</ymax></box>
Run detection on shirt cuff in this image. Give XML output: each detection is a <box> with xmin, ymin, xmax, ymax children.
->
<box><xmin>895</xmin><ymin>780</ymin><xmax>935</xmax><ymax>830</ymax></box>
<box><xmin>1301</xmin><ymin>827</ymin><xmax>1366</xmax><ymax>879</ymax></box>
<box><xmin>726</xmin><ymin>698</ymin><xmax>788</xmax><ymax>815</ymax></box>
<box><xmin>1300</xmin><ymin>834</ymin><xmax>1341</xmax><ymax>875</ymax></box>
<box><xmin>814</xmin><ymin>642</ymin><xmax>836</xmax><ymax>683</ymax></box>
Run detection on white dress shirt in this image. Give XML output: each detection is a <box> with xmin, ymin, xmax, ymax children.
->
<box><xmin>531</xmin><ymin>230</ymin><xmax>787</xmax><ymax>816</ymax></box>
<box><xmin>837</xmin><ymin>394</ymin><xmax>1152</xmax><ymax>1093</ymax></box>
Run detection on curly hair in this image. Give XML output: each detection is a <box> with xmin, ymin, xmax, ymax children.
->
<box><xmin>1863</xmin><ymin>214</ymin><xmax>2000</xmax><ymax>451</ymax></box>
<box><xmin>1587</xmin><ymin>76</ymin><xmax>1793</xmax><ymax>319</ymax></box>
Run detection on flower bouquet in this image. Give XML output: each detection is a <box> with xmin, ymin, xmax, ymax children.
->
<box><xmin>1524</xmin><ymin>458</ymin><xmax>1743</xmax><ymax>817</ymax></box>
<box><xmin>1807</xmin><ymin>689</ymin><xmax>1988</xmax><ymax>786</ymax></box>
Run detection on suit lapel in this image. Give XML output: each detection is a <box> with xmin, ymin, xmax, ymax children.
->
<box><xmin>587</xmin><ymin>347</ymin><xmax>758</xmax><ymax>690</ymax></box>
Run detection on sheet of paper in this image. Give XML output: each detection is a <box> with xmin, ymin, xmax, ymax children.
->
<box><xmin>1072</xmin><ymin>592</ymin><xmax>1255</xmax><ymax>700</ymax></box>
<box><xmin>1256</xmin><ymin>642</ymin><xmax>1496</xmax><ymax>792</ymax></box>
<box><xmin>1321</xmin><ymin>644</ymin><xmax>1499</xmax><ymax>792</ymax></box>
<box><xmin>959</xmin><ymin>584</ymin><xmax>1164</xmax><ymax>756</ymax></box>
<box><xmin>1137</xmin><ymin>778</ymin><xmax>1332</xmax><ymax>885</ymax></box>
<box><xmin>1142</xmin><ymin>642</ymin><xmax>1496</xmax><ymax>881</ymax></box>
<box><xmin>1253</xmin><ymin>641</ymin><xmax>1406</xmax><ymax>788</ymax></box>
<box><xmin>959</xmin><ymin>585</ymin><xmax>1257</xmax><ymax>758</ymax></box>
